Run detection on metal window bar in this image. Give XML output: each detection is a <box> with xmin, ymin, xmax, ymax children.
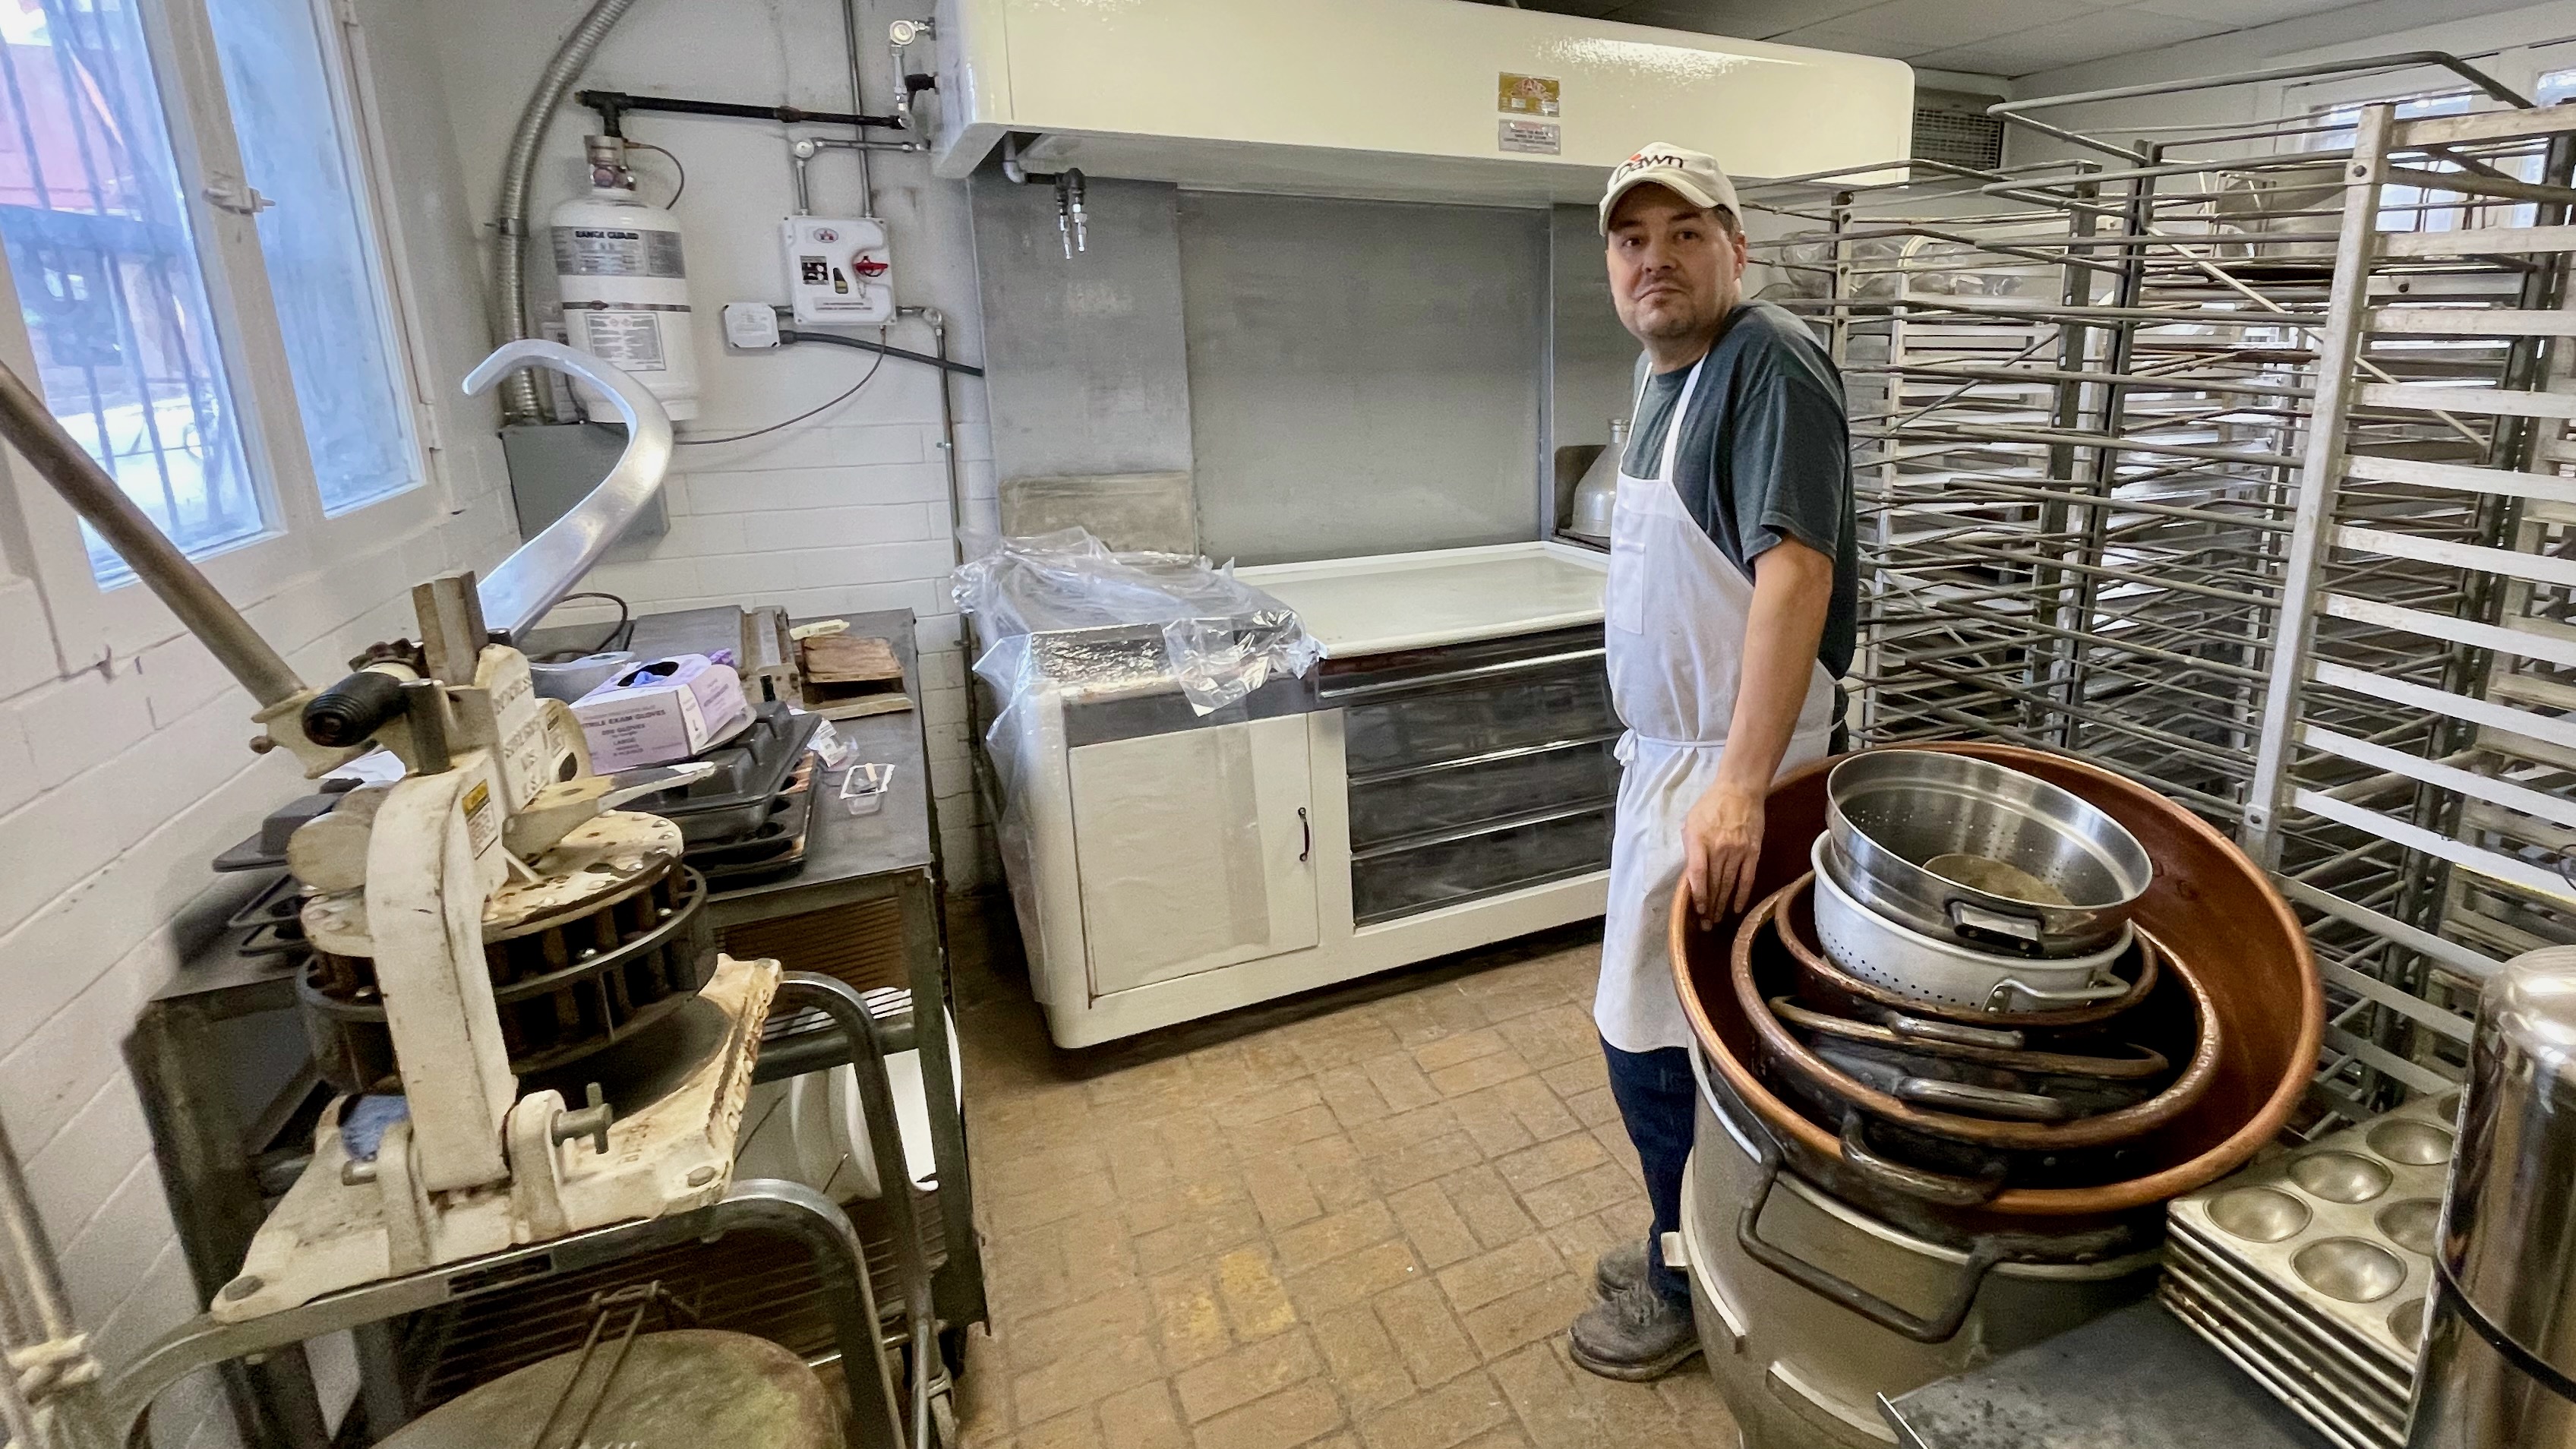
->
<box><xmin>0</xmin><ymin>0</ymin><xmax>257</xmax><ymax>574</ymax></box>
<box><xmin>1744</xmin><ymin>86</ymin><xmax>2576</xmax><ymax>1130</ymax></box>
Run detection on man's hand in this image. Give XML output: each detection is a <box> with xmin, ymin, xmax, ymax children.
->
<box><xmin>1683</xmin><ymin>778</ymin><xmax>1766</xmax><ymax>923</ymax></box>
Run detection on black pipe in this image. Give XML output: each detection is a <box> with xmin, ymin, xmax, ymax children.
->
<box><xmin>575</xmin><ymin>88</ymin><xmax>905</xmax><ymax>134</ymax></box>
<box><xmin>781</xmin><ymin>328</ymin><xmax>984</xmax><ymax>377</ymax></box>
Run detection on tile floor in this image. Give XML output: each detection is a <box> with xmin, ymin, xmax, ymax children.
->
<box><xmin>947</xmin><ymin>913</ymin><xmax>1743</xmax><ymax>1449</ymax></box>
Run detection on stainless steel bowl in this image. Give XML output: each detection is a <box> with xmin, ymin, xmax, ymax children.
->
<box><xmin>1826</xmin><ymin>750</ymin><xmax>2152</xmax><ymax>958</ymax></box>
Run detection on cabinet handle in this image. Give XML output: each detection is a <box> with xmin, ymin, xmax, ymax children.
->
<box><xmin>1299</xmin><ymin>807</ymin><xmax>1311</xmax><ymax>863</ymax></box>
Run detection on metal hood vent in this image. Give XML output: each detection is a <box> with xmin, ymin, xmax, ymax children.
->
<box><xmin>928</xmin><ymin>0</ymin><xmax>1914</xmax><ymax>207</ymax></box>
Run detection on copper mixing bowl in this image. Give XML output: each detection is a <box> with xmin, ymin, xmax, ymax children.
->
<box><xmin>1672</xmin><ymin>743</ymin><xmax>2319</xmax><ymax>1218</ymax></box>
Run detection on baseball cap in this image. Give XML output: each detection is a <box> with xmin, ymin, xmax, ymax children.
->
<box><xmin>1599</xmin><ymin>144</ymin><xmax>1741</xmax><ymax>233</ymax></box>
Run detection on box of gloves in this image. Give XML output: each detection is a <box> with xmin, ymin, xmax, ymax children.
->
<box><xmin>570</xmin><ymin>654</ymin><xmax>753</xmax><ymax>769</ymax></box>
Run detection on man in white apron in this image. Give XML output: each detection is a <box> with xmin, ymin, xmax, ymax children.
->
<box><xmin>1571</xmin><ymin>146</ymin><xmax>1855</xmax><ymax>1380</ymax></box>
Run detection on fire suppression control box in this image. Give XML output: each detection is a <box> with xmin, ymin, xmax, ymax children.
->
<box><xmin>781</xmin><ymin>216</ymin><xmax>895</xmax><ymax>326</ymax></box>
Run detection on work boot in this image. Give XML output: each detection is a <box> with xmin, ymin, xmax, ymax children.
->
<box><xmin>1570</xmin><ymin>1281</ymin><xmax>1702</xmax><ymax>1381</ymax></box>
<box><xmin>1594</xmin><ymin>1239</ymin><xmax>1649</xmax><ymax>1299</ymax></box>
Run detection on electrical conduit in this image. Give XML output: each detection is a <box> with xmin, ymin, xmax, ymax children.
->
<box><xmin>494</xmin><ymin>0</ymin><xmax>641</xmax><ymax>423</ymax></box>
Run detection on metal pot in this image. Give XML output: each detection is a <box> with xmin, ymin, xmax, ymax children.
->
<box><xmin>1671</xmin><ymin>743</ymin><xmax>2320</xmax><ymax>1229</ymax></box>
<box><xmin>1735</xmin><ymin>881</ymin><xmax>2221</xmax><ymax>1182</ymax></box>
<box><xmin>1812</xmin><ymin>837</ymin><xmax>2132</xmax><ymax>1012</ymax></box>
<box><xmin>1826</xmin><ymin>750</ymin><xmax>2151</xmax><ymax>958</ymax></box>
<box><xmin>1776</xmin><ymin>873</ymin><xmax>2164</xmax><ymax>1034</ymax></box>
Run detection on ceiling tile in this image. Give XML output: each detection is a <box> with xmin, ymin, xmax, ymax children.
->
<box><xmin>1599</xmin><ymin>0</ymin><xmax>1885</xmax><ymax>39</ymax></box>
<box><xmin>1788</xmin><ymin>0</ymin><xmax>2094</xmax><ymax>50</ymax></box>
<box><xmin>1764</xmin><ymin>24</ymin><xmax>1931</xmax><ymax>57</ymax></box>
<box><xmin>2126</xmin><ymin>0</ymin><xmax>2361</xmax><ymax>23</ymax></box>
<box><xmin>1914</xmin><ymin>6</ymin><xmax>2224</xmax><ymax>75</ymax></box>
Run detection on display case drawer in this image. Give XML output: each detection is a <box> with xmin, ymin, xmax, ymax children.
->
<box><xmin>1340</xmin><ymin>661</ymin><xmax>1616</xmax><ymax>776</ymax></box>
<box><xmin>1347</xmin><ymin>737</ymin><xmax>1619</xmax><ymax>853</ymax></box>
<box><xmin>1350</xmin><ymin>804</ymin><xmax>1613</xmax><ymax>927</ymax></box>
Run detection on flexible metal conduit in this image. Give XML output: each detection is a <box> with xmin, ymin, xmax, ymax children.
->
<box><xmin>494</xmin><ymin>0</ymin><xmax>640</xmax><ymax>423</ymax></box>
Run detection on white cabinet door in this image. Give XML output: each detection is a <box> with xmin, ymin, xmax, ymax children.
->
<box><xmin>1069</xmin><ymin>715</ymin><xmax>1318</xmax><ymax>996</ymax></box>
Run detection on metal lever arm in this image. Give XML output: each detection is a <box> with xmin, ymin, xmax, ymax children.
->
<box><xmin>461</xmin><ymin>340</ymin><xmax>674</xmax><ymax>642</ymax></box>
<box><xmin>0</xmin><ymin>361</ymin><xmax>305</xmax><ymax>709</ymax></box>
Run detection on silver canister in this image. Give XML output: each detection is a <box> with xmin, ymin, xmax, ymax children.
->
<box><xmin>2407</xmin><ymin>945</ymin><xmax>2576</xmax><ymax>1448</ymax></box>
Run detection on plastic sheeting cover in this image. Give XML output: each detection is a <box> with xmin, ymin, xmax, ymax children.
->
<box><xmin>953</xmin><ymin>527</ymin><xmax>1320</xmax><ymax>718</ymax></box>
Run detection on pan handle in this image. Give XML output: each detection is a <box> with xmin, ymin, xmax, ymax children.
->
<box><xmin>1736</xmin><ymin>1132</ymin><xmax>2140</xmax><ymax>1345</ymax></box>
<box><xmin>1833</xmin><ymin>1116</ymin><xmax>2009</xmax><ymax>1206</ymax></box>
<box><xmin>1890</xmin><ymin>1078</ymin><xmax>2075</xmax><ymax>1122</ymax></box>
<box><xmin>1736</xmin><ymin>1135</ymin><xmax>2009</xmax><ymax>1344</ymax></box>
<box><xmin>1984</xmin><ymin>974</ymin><xmax>2130</xmax><ymax>1012</ymax></box>
<box><xmin>1946</xmin><ymin>898</ymin><xmax>2047</xmax><ymax>955</ymax></box>
<box><xmin>1885</xmin><ymin>1014</ymin><xmax>2023</xmax><ymax>1050</ymax></box>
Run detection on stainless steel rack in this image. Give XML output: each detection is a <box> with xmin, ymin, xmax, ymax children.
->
<box><xmin>1745</xmin><ymin>73</ymin><xmax>2576</xmax><ymax>1123</ymax></box>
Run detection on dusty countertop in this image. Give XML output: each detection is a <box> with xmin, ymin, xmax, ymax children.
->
<box><xmin>1239</xmin><ymin>541</ymin><xmax>1608</xmax><ymax>658</ymax></box>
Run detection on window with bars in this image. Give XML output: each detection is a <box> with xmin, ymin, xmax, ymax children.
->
<box><xmin>0</xmin><ymin>0</ymin><xmax>419</xmax><ymax>586</ymax></box>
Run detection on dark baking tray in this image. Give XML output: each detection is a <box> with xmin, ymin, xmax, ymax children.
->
<box><xmin>617</xmin><ymin>701</ymin><xmax>822</xmax><ymax>845</ymax></box>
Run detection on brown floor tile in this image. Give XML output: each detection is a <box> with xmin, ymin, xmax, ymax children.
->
<box><xmin>1192</xmin><ymin>1378</ymin><xmax>1346</xmax><ymax>1449</ymax></box>
<box><xmin>1147</xmin><ymin>1267</ymin><xmax>1236</xmax><ymax>1368</ymax></box>
<box><xmin>1367</xmin><ymin>1132</ymin><xmax>1488</xmax><ymax>1196</ymax></box>
<box><xmin>1349</xmin><ymin>1101</ymin><xmax>1463</xmax><ymax>1156</ymax></box>
<box><xmin>1430</xmin><ymin>1050</ymin><xmax>1533</xmax><ymax>1098</ymax></box>
<box><xmin>1357</xmin><ymin>1370</ymin><xmax>1512</xmax><ymax>1449</ymax></box>
<box><xmin>1097</xmin><ymin>1381</ymin><xmax>1193</xmax><ymax>1449</ymax></box>
<box><xmin>1313</xmin><ymin>1302</ymin><xmax>1417</xmax><ymax>1412</ymax></box>
<box><xmin>1009</xmin><ymin>1332</ymin><xmax>1162</xmax><ymax>1426</ymax></box>
<box><xmin>1518</xmin><ymin>1163</ymin><xmax>1643</xmax><ymax>1229</ymax></box>
<box><xmin>1414</xmin><ymin>1028</ymin><xmax>1510</xmax><ymax>1074</ymax></box>
<box><xmin>1372</xmin><ymin>1278</ymin><xmax>1480</xmax><ymax>1388</ymax></box>
<box><xmin>1124</xmin><ymin>1166</ymin><xmax>1255</xmax><ymax>1236</ymax></box>
<box><xmin>1245</xmin><ymin>1150</ymin><xmax>1330</xmax><ymax>1230</ymax></box>
<box><xmin>1019</xmin><ymin>1407</ymin><xmax>1106</xmax><ymax>1449</ymax></box>
<box><xmin>1275</xmin><ymin>1199</ymin><xmax>1400</xmax><ymax>1273</ymax></box>
<box><xmin>954</xmin><ymin>898</ymin><xmax>1628</xmax><ymax>1449</ymax></box>
<box><xmin>1290</xmin><ymin>1133</ymin><xmax>1380</xmax><ymax>1211</ymax></box>
<box><xmin>1216</xmin><ymin>1244</ymin><xmax>1301</xmax><ymax>1339</ymax></box>
<box><xmin>1490</xmin><ymin>1338</ymin><xmax>1697</xmax><ymax>1449</ymax></box>
<box><xmin>1494</xmin><ymin>1132</ymin><xmax>1610</xmax><ymax>1195</ymax></box>
<box><xmin>1459</xmin><ymin>1273</ymin><xmax>1592</xmax><ymax>1359</ymax></box>
<box><xmin>1386</xmin><ymin>1181</ymin><xmax>1482</xmax><ymax>1270</ymax></box>
<box><xmin>1004</xmin><ymin>1283</ymin><xmax>1156</xmax><ymax>1372</ymax></box>
<box><xmin>1176</xmin><ymin>1327</ymin><xmax>1324</xmax><ymax>1422</ymax></box>
<box><xmin>1284</xmin><ymin>1237</ymin><xmax>1426</xmax><ymax>1319</ymax></box>
<box><xmin>1435</xmin><ymin>1163</ymin><xmax>1539</xmax><ymax>1250</ymax></box>
<box><xmin>1362</xmin><ymin>1050</ymin><xmax>1444</xmax><ymax>1113</ymax></box>
<box><xmin>1134</xmin><ymin>1198</ymin><xmax>1265</xmax><ymax>1277</ymax></box>
<box><xmin>1315</xmin><ymin>1062</ymin><xmax>1396</xmax><ymax>1130</ymax></box>
<box><xmin>1437</xmin><ymin>1237</ymin><xmax>1564</xmax><ymax>1316</ymax></box>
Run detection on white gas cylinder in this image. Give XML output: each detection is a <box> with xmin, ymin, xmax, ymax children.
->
<box><xmin>550</xmin><ymin>182</ymin><xmax>699</xmax><ymax>421</ymax></box>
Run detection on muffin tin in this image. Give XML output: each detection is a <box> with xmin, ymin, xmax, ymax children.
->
<box><xmin>2160</xmin><ymin>1091</ymin><xmax>2459</xmax><ymax>1449</ymax></box>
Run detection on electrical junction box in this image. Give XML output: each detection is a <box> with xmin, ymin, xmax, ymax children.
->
<box><xmin>782</xmin><ymin>216</ymin><xmax>894</xmax><ymax>326</ymax></box>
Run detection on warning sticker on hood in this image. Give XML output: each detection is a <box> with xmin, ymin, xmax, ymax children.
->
<box><xmin>1499</xmin><ymin>118</ymin><xmax>1561</xmax><ymax>156</ymax></box>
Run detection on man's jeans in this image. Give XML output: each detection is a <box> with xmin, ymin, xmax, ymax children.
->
<box><xmin>1602</xmin><ymin>1036</ymin><xmax>1695</xmax><ymax>1306</ymax></box>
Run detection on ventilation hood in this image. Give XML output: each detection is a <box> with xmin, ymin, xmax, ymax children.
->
<box><xmin>928</xmin><ymin>0</ymin><xmax>1913</xmax><ymax>206</ymax></box>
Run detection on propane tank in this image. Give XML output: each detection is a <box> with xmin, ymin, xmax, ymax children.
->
<box><xmin>550</xmin><ymin>135</ymin><xmax>699</xmax><ymax>422</ymax></box>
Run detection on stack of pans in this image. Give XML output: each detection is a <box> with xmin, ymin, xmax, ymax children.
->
<box><xmin>2160</xmin><ymin>1094</ymin><xmax>2457</xmax><ymax>1449</ymax></box>
<box><xmin>1730</xmin><ymin>750</ymin><xmax>2217</xmax><ymax>1206</ymax></box>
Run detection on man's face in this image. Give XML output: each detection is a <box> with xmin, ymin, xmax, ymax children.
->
<box><xmin>1606</xmin><ymin>185</ymin><xmax>1744</xmax><ymax>348</ymax></box>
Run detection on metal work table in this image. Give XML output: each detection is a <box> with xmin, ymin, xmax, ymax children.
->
<box><xmin>1881</xmin><ymin>1299</ymin><xmax>2336</xmax><ymax>1449</ymax></box>
<box><xmin>127</xmin><ymin>607</ymin><xmax>982</xmax><ymax>1447</ymax></box>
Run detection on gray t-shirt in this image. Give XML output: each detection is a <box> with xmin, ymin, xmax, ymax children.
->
<box><xmin>1622</xmin><ymin>301</ymin><xmax>1856</xmax><ymax>678</ymax></box>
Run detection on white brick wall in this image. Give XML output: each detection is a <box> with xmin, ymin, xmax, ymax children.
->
<box><xmin>427</xmin><ymin>0</ymin><xmax>1010</xmax><ymax>889</ymax></box>
<box><xmin>0</xmin><ymin>0</ymin><xmax>515</xmax><ymax>1438</ymax></box>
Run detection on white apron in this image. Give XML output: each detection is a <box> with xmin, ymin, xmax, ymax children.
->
<box><xmin>1595</xmin><ymin>353</ymin><xmax>1837</xmax><ymax>1054</ymax></box>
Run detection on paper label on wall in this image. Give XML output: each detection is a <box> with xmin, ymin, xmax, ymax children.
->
<box><xmin>1498</xmin><ymin>118</ymin><xmax>1562</xmax><ymax>155</ymax></box>
<box><xmin>551</xmin><ymin>226</ymin><xmax>685</xmax><ymax>279</ymax></box>
<box><xmin>1499</xmin><ymin>73</ymin><xmax>1560</xmax><ymax>117</ymax></box>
